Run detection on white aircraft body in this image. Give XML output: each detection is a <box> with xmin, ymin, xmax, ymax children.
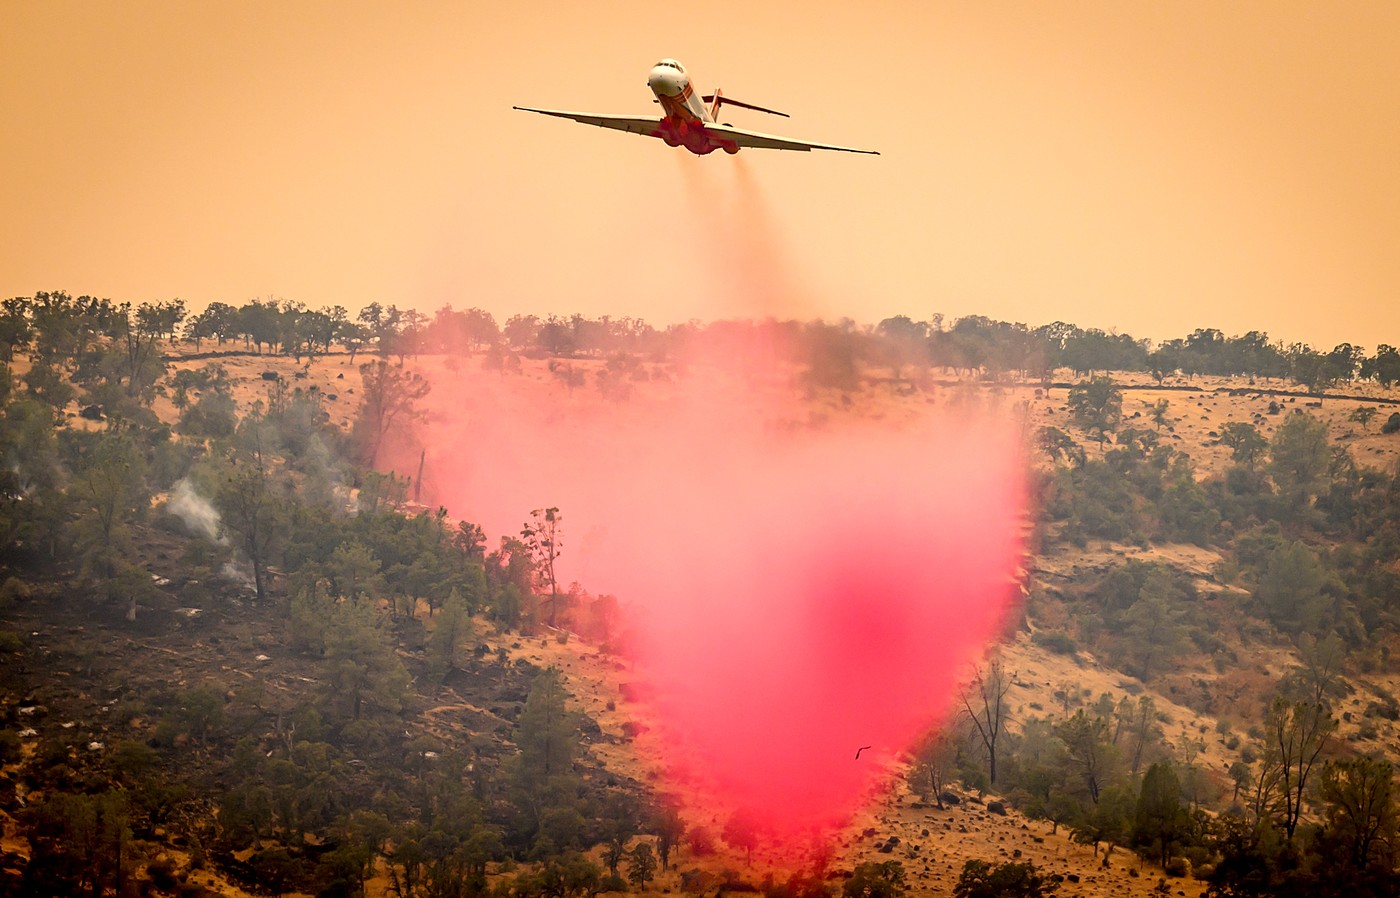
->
<box><xmin>513</xmin><ymin>59</ymin><xmax>878</xmax><ymax>156</ymax></box>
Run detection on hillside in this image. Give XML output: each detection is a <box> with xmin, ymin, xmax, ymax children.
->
<box><xmin>2</xmin><ymin>313</ymin><xmax>1400</xmax><ymax>898</ymax></box>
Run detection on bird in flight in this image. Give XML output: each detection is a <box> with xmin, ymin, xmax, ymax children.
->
<box><xmin>855</xmin><ymin>745</ymin><xmax>873</xmax><ymax>760</ymax></box>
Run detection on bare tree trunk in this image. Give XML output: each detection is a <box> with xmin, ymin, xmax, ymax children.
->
<box><xmin>960</xmin><ymin>658</ymin><xmax>1011</xmax><ymax>786</ymax></box>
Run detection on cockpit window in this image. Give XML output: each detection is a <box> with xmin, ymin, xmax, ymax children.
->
<box><xmin>655</xmin><ymin>59</ymin><xmax>685</xmax><ymax>73</ymax></box>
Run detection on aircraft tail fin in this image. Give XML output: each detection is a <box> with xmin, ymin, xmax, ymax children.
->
<box><xmin>704</xmin><ymin>89</ymin><xmax>789</xmax><ymax>119</ymax></box>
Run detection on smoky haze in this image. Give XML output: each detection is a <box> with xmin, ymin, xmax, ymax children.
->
<box><xmin>393</xmin><ymin>164</ymin><xmax>1029</xmax><ymax>845</ymax></box>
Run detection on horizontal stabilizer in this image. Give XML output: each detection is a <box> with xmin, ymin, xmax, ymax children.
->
<box><xmin>702</xmin><ymin>94</ymin><xmax>789</xmax><ymax>118</ymax></box>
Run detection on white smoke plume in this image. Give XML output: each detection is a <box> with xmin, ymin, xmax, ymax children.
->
<box><xmin>220</xmin><ymin>560</ymin><xmax>257</xmax><ymax>594</ymax></box>
<box><xmin>167</xmin><ymin>478</ymin><xmax>223</xmax><ymax>542</ymax></box>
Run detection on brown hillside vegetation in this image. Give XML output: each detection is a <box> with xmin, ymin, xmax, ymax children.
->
<box><xmin>3</xmin><ymin>326</ymin><xmax>1400</xmax><ymax>898</ymax></box>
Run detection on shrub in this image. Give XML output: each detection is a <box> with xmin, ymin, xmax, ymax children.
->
<box><xmin>846</xmin><ymin>861</ymin><xmax>906</xmax><ymax>898</ymax></box>
<box><xmin>1031</xmin><ymin>630</ymin><xmax>1078</xmax><ymax>656</ymax></box>
<box><xmin>147</xmin><ymin>856</ymin><xmax>180</xmax><ymax>891</ymax></box>
<box><xmin>0</xmin><ymin>576</ymin><xmax>32</xmax><ymax>605</ymax></box>
<box><xmin>0</xmin><ymin>729</ymin><xmax>22</xmax><ymax>765</ymax></box>
<box><xmin>953</xmin><ymin>859</ymin><xmax>1058</xmax><ymax>898</ymax></box>
<box><xmin>1382</xmin><ymin>412</ymin><xmax>1400</xmax><ymax>434</ymax></box>
<box><xmin>688</xmin><ymin>825</ymin><xmax>716</xmax><ymax>857</ymax></box>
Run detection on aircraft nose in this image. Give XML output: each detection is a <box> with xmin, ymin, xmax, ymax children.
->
<box><xmin>647</xmin><ymin>66</ymin><xmax>684</xmax><ymax>97</ymax></box>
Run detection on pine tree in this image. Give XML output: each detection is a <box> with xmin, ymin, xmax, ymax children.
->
<box><xmin>1133</xmin><ymin>762</ymin><xmax>1185</xmax><ymax>867</ymax></box>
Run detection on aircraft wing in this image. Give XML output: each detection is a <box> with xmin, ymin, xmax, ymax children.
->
<box><xmin>702</xmin><ymin>122</ymin><xmax>879</xmax><ymax>155</ymax></box>
<box><xmin>512</xmin><ymin>106</ymin><xmax>663</xmax><ymax>138</ymax></box>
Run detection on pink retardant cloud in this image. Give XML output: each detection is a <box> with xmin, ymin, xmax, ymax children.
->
<box><xmin>398</xmin><ymin>347</ymin><xmax>1027</xmax><ymax>848</ymax></box>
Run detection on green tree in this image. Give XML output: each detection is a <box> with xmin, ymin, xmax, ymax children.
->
<box><xmin>1053</xmin><ymin>709</ymin><xmax>1117</xmax><ymax>804</ymax></box>
<box><xmin>600</xmin><ymin>793</ymin><xmax>639</xmax><ymax>877</ymax></box>
<box><xmin>1113</xmin><ymin>695</ymin><xmax>1162</xmax><ymax>778</ymax></box>
<box><xmin>1218</xmin><ymin>422</ymin><xmax>1268</xmax><ymax>470</ymax></box>
<box><xmin>67</xmin><ymin>428</ymin><xmax>149</xmax><ymax>606</ymax></box>
<box><xmin>1067</xmin><ymin>376</ymin><xmax>1123</xmax><ymax>447</ymax></box>
<box><xmin>519</xmin><ymin>667</ymin><xmax>576</xmax><ymax>780</ymax></box>
<box><xmin>250</xmin><ymin>846</ymin><xmax>298</xmax><ymax>898</ymax></box>
<box><xmin>1269</xmin><ymin>412</ymin><xmax>1329</xmax><ymax>507</ymax></box>
<box><xmin>1267</xmin><ymin>694</ymin><xmax>1336</xmax><ymax>840</ymax></box>
<box><xmin>216</xmin><ymin>454</ymin><xmax>285</xmax><ymax>606</ymax></box>
<box><xmin>0</xmin><ymin>396</ymin><xmax>67</xmax><ymax>563</ymax></box>
<box><xmin>722</xmin><ymin>808</ymin><xmax>761</xmax><ymax>865</ymax></box>
<box><xmin>178</xmin><ymin>377</ymin><xmax>237</xmax><ymax>439</ymax></box>
<box><xmin>0</xmin><ymin>296</ymin><xmax>33</xmax><ymax>365</ymax></box>
<box><xmin>1148</xmin><ymin>399</ymin><xmax>1173</xmax><ymax>432</ymax></box>
<box><xmin>321</xmin><ymin>598</ymin><xmax>411</xmax><ymax>722</ymax></box>
<box><xmin>238</xmin><ymin>298</ymin><xmax>285</xmax><ymax>354</ymax></box>
<box><xmin>522</xmin><ymin>507</ymin><xmax>563</xmax><ymax>627</ymax></box>
<box><xmin>427</xmin><ymin>587</ymin><xmax>473</xmax><ymax>684</ymax></box>
<box><xmin>1073</xmin><ymin>784</ymin><xmax>1134</xmax><ymax>859</ymax></box>
<box><xmin>524</xmin><ymin>852</ymin><xmax>601</xmax><ymax>898</ymax></box>
<box><xmin>353</xmin><ymin>359</ymin><xmax>430</xmax><ymax>466</ymax></box>
<box><xmin>1037</xmin><ymin>425</ymin><xmax>1086</xmax><ymax>467</ymax></box>
<box><xmin>1255</xmin><ymin>541</ymin><xmax>1335</xmax><ymax>636</ymax></box>
<box><xmin>1005</xmin><ymin>716</ymin><xmax>1070</xmax><ymax>831</ymax></box>
<box><xmin>509</xmin><ymin>667</ymin><xmax>584</xmax><ymax>851</ymax></box>
<box><xmin>1349</xmin><ymin>406</ymin><xmax>1378</xmax><ymax>432</ymax></box>
<box><xmin>845</xmin><ymin>860</ymin><xmax>907</xmax><ymax>898</ymax></box>
<box><xmin>1316</xmin><ymin>755</ymin><xmax>1398</xmax><ymax>872</ymax></box>
<box><xmin>340</xmin><ymin>810</ymin><xmax>393</xmax><ymax>895</ymax></box>
<box><xmin>1227</xmin><ymin>761</ymin><xmax>1252</xmax><ymax>806</ymax></box>
<box><xmin>953</xmin><ymin>859</ymin><xmax>1057</xmax><ymax>898</ymax></box>
<box><xmin>1120</xmin><ymin>569</ymin><xmax>1189</xmax><ymax>681</ymax></box>
<box><xmin>173</xmin><ymin>685</ymin><xmax>226</xmax><ymax>748</ymax></box>
<box><xmin>185</xmin><ymin>301</ymin><xmax>237</xmax><ymax>348</ymax></box>
<box><xmin>626</xmin><ymin>842</ymin><xmax>658</xmax><ymax>888</ymax></box>
<box><xmin>1158</xmin><ymin>466</ymin><xmax>1219</xmax><ymax>545</ymax></box>
<box><xmin>1362</xmin><ymin>344</ymin><xmax>1400</xmax><ymax>387</ymax></box>
<box><xmin>650</xmin><ymin>804</ymin><xmax>686</xmax><ymax>870</ymax></box>
<box><xmin>22</xmin><ymin>791</ymin><xmax>132</xmax><ymax>897</ymax></box>
<box><xmin>908</xmin><ymin>728</ymin><xmax>959</xmax><ymax>809</ymax></box>
<box><xmin>112</xmin><ymin>300</ymin><xmax>175</xmax><ymax>400</ymax></box>
<box><xmin>23</xmin><ymin>358</ymin><xmax>76</xmax><ymax>416</ymax></box>
<box><xmin>327</xmin><ymin>539</ymin><xmax>385</xmax><ymax>603</ymax></box>
<box><xmin>339</xmin><ymin>321</ymin><xmax>371</xmax><ymax>361</ymax></box>
<box><xmin>1325</xmin><ymin>342</ymin><xmax>1362</xmax><ymax>384</ymax></box>
<box><xmin>1134</xmin><ymin>762</ymin><xmax>1186</xmax><ymax>868</ymax></box>
<box><xmin>803</xmin><ymin>321</ymin><xmax>863</xmax><ymax>391</ymax></box>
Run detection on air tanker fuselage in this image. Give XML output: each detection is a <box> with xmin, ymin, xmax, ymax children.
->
<box><xmin>513</xmin><ymin>59</ymin><xmax>878</xmax><ymax>156</ymax></box>
<box><xmin>647</xmin><ymin>59</ymin><xmax>738</xmax><ymax>155</ymax></box>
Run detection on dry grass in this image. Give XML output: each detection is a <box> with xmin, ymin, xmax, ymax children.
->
<box><xmin>68</xmin><ymin>348</ymin><xmax>1400</xmax><ymax>896</ymax></box>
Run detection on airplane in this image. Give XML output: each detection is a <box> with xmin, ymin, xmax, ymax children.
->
<box><xmin>513</xmin><ymin>58</ymin><xmax>878</xmax><ymax>156</ymax></box>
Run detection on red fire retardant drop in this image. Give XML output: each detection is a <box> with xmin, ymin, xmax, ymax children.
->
<box><xmin>406</xmin><ymin>356</ymin><xmax>1027</xmax><ymax>847</ymax></box>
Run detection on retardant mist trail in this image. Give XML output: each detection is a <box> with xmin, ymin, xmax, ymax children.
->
<box><xmin>406</xmin><ymin>134</ymin><xmax>1024</xmax><ymax>855</ymax></box>
<box><xmin>624</xmin><ymin>417</ymin><xmax>1026</xmax><ymax>842</ymax></box>
<box><xmin>673</xmin><ymin>154</ymin><xmax>811</xmax><ymax>320</ymax></box>
<box><xmin>406</xmin><ymin>356</ymin><xmax>1027</xmax><ymax>850</ymax></box>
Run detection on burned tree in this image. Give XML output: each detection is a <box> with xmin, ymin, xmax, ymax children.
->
<box><xmin>352</xmin><ymin>359</ymin><xmax>429</xmax><ymax>466</ymax></box>
<box><xmin>960</xmin><ymin>658</ymin><xmax>1012</xmax><ymax>787</ymax></box>
<box><xmin>523</xmin><ymin>506</ymin><xmax>563</xmax><ymax>627</ymax></box>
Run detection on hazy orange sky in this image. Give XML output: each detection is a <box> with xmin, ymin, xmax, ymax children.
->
<box><xmin>3</xmin><ymin>1</ymin><xmax>1397</xmax><ymax>350</ymax></box>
